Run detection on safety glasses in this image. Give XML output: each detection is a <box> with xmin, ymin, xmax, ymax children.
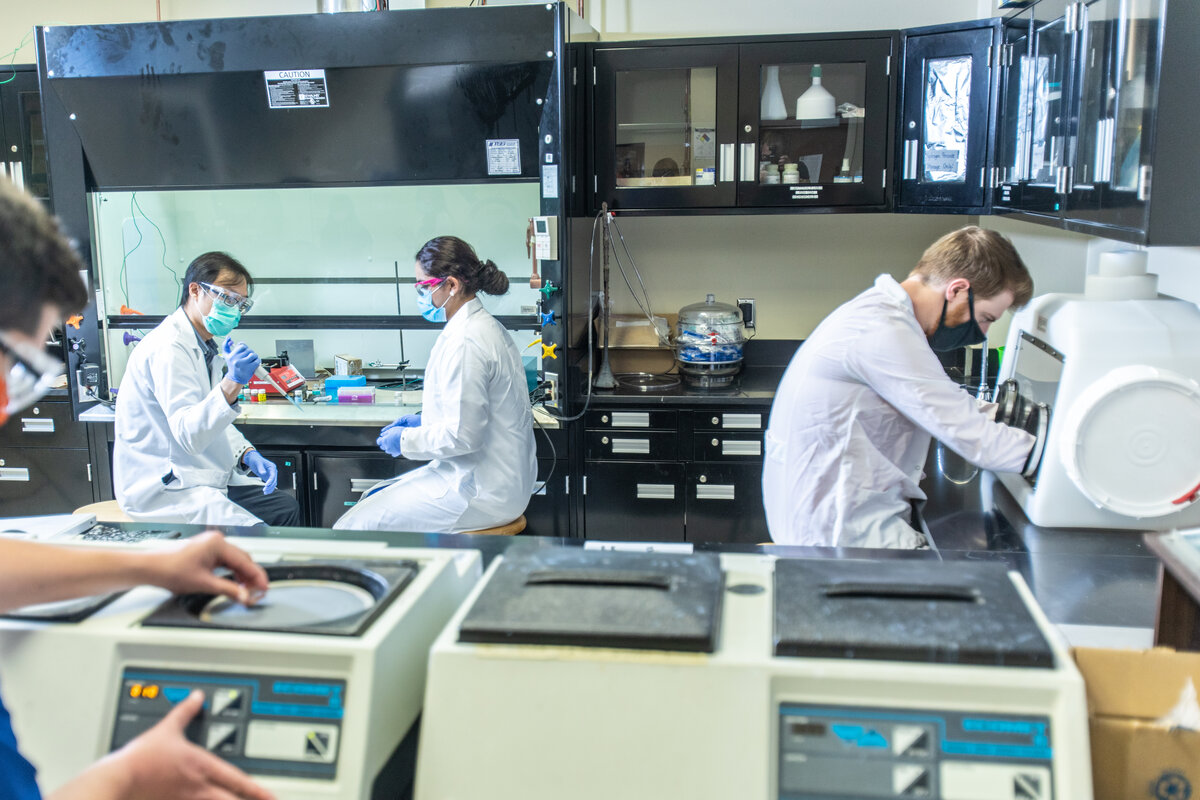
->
<box><xmin>200</xmin><ymin>282</ymin><xmax>254</xmax><ymax>314</ymax></box>
<box><xmin>415</xmin><ymin>277</ymin><xmax>445</xmax><ymax>298</ymax></box>
<box><xmin>0</xmin><ymin>331</ymin><xmax>65</xmax><ymax>413</ymax></box>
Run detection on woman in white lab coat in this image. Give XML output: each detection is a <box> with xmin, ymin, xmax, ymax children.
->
<box><xmin>334</xmin><ymin>236</ymin><xmax>537</xmax><ymax>534</ymax></box>
<box><xmin>113</xmin><ymin>252</ymin><xmax>300</xmax><ymax>527</ymax></box>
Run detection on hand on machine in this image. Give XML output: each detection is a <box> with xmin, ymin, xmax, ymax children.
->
<box><xmin>242</xmin><ymin>449</ymin><xmax>279</xmax><ymax>495</ymax></box>
<box><xmin>377</xmin><ymin>414</ymin><xmax>421</xmax><ymax>457</ymax></box>
<box><xmin>996</xmin><ymin>381</ymin><xmax>1050</xmax><ymax>479</ymax></box>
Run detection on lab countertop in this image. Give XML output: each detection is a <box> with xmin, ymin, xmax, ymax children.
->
<box><xmin>581</xmin><ymin>365</ymin><xmax>784</xmax><ymax>407</ymax></box>
<box><xmin>80</xmin><ymin>394</ymin><xmax>561</xmax><ymax>429</ymax></box>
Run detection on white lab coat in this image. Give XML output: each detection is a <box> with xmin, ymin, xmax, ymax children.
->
<box><xmin>762</xmin><ymin>274</ymin><xmax>1034</xmax><ymax>549</ymax></box>
<box><xmin>113</xmin><ymin>308</ymin><xmax>264</xmax><ymax>526</ymax></box>
<box><xmin>334</xmin><ymin>298</ymin><xmax>537</xmax><ymax>534</ymax></box>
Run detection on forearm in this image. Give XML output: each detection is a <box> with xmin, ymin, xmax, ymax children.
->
<box><xmin>46</xmin><ymin>755</ymin><xmax>130</xmax><ymax>800</ymax></box>
<box><xmin>220</xmin><ymin>376</ymin><xmax>243</xmax><ymax>406</ymax></box>
<box><xmin>0</xmin><ymin>540</ymin><xmax>156</xmax><ymax>612</ymax></box>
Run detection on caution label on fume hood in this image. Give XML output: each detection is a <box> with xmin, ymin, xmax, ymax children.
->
<box><xmin>486</xmin><ymin>139</ymin><xmax>522</xmax><ymax>176</ymax></box>
<box><xmin>264</xmin><ymin>69</ymin><xmax>330</xmax><ymax>109</ymax></box>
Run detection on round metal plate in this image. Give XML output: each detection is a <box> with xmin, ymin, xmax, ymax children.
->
<box><xmin>200</xmin><ymin>579</ymin><xmax>375</xmax><ymax>629</ymax></box>
<box><xmin>615</xmin><ymin>372</ymin><xmax>680</xmax><ymax>391</ymax></box>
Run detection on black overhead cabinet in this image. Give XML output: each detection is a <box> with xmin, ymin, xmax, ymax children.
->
<box><xmin>993</xmin><ymin>0</ymin><xmax>1200</xmax><ymax>244</ymax></box>
<box><xmin>896</xmin><ymin>20</ymin><xmax>1001</xmax><ymax>214</ymax></box>
<box><xmin>590</xmin><ymin>31</ymin><xmax>896</xmax><ymax>213</ymax></box>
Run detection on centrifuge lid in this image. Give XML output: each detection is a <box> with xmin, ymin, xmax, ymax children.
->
<box><xmin>457</xmin><ymin>546</ymin><xmax>724</xmax><ymax>652</ymax></box>
<box><xmin>774</xmin><ymin>559</ymin><xmax>1054</xmax><ymax>668</ymax></box>
<box><xmin>142</xmin><ymin>560</ymin><xmax>418</xmax><ymax>637</ymax></box>
<box><xmin>1061</xmin><ymin>365</ymin><xmax>1200</xmax><ymax>518</ymax></box>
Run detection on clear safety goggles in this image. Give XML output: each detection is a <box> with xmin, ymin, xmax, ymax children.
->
<box><xmin>200</xmin><ymin>282</ymin><xmax>254</xmax><ymax>314</ymax></box>
<box><xmin>0</xmin><ymin>330</ymin><xmax>65</xmax><ymax>414</ymax></box>
<box><xmin>415</xmin><ymin>277</ymin><xmax>445</xmax><ymax>299</ymax></box>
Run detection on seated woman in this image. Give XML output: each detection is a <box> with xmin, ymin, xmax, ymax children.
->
<box><xmin>334</xmin><ymin>236</ymin><xmax>537</xmax><ymax>533</ymax></box>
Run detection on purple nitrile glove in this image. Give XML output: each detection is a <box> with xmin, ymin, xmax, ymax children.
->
<box><xmin>241</xmin><ymin>449</ymin><xmax>278</xmax><ymax>494</ymax></box>
<box><xmin>221</xmin><ymin>338</ymin><xmax>261</xmax><ymax>386</ymax></box>
<box><xmin>379</xmin><ymin>413</ymin><xmax>422</xmax><ymax>436</ymax></box>
<box><xmin>377</xmin><ymin>427</ymin><xmax>407</xmax><ymax>458</ymax></box>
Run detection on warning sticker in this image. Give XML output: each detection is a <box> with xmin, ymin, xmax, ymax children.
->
<box><xmin>264</xmin><ymin>69</ymin><xmax>330</xmax><ymax>109</ymax></box>
<box><xmin>486</xmin><ymin>139</ymin><xmax>522</xmax><ymax>176</ymax></box>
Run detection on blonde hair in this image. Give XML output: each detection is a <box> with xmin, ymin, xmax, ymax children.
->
<box><xmin>911</xmin><ymin>226</ymin><xmax>1033</xmax><ymax>307</ymax></box>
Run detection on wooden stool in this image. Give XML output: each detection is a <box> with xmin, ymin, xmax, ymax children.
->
<box><xmin>73</xmin><ymin>500</ymin><xmax>134</xmax><ymax>523</ymax></box>
<box><xmin>465</xmin><ymin>515</ymin><xmax>527</xmax><ymax>536</ymax></box>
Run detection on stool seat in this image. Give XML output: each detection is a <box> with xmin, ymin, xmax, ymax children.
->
<box><xmin>465</xmin><ymin>515</ymin><xmax>526</xmax><ymax>536</ymax></box>
<box><xmin>73</xmin><ymin>500</ymin><xmax>134</xmax><ymax>523</ymax></box>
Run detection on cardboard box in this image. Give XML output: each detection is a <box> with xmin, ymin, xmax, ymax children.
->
<box><xmin>334</xmin><ymin>354</ymin><xmax>363</xmax><ymax>376</ymax></box>
<box><xmin>594</xmin><ymin>314</ymin><xmax>676</xmax><ymax>375</ymax></box>
<box><xmin>1074</xmin><ymin>647</ymin><xmax>1200</xmax><ymax>800</ymax></box>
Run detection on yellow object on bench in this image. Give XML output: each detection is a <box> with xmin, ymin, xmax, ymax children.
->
<box><xmin>465</xmin><ymin>515</ymin><xmax>526</xmax><ymax>536</ymax></box>
<box><xmin>73</xmin><ymin>500</ymin><xmax>133</xmax><ymax>523</ymax></box>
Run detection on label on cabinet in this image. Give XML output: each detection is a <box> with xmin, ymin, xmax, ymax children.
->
<box><xmin>486</xmin><ymin>139</ymin><xmax>522</xmax><ymax>176</ymax></box>
<box><xmin>264</xmin><ymin>70</ymin><xmax>329</xmax><ymax>109</ymax></box>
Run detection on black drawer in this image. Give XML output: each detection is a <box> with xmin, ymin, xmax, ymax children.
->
<box><xmin>0</xmin><ymin>447</ymin><xmax>94</xmax><ymax>514</ymax></box>
<box><xmin>586</xmin><ymin>409</ymin><xmax>677</xmax><ymax>430</ymax></box>
<box><xmin>310</xmin><ymin>452</ymin><xmax>423</xmax><ymax>528</ymax></box>
<box><xmin>0</xmin><ymin>401</ymin><xmax>87</xmax><ymax>449</ymax></box>
<box><xmin>693</xmin><ymin>410</ymin><xmax>767</xmax><ymax>432</ymax></box>
<box><xmin>685</xmin><ymin>462</ymin><xmax>768</xmax><ymax>545</ymax></box>
<box><xmin>583</xmin><ymin>461</ymin><xmax>685</xmax><ymax>542</ymax></box>
<box><xmin>585</xmin><ymin>430</ymin><xmax>678</xmax><ymax>461</ymax></box>
<box><xmin>693</xmin><ymin>432</ymin><xmax>764</xmax><ymax>461</ymax></box>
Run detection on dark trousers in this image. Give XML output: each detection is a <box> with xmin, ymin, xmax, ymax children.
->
<box><xmin>227</xmin><ymin>484</ymin><xmax>302</xmax><ymax>528</ymax></box>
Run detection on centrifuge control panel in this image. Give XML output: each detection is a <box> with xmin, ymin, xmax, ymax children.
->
<box><xmin>778</xmin><ymin>703</ymin><xmax>1054</xmax><ymax>799</ymax></box>
<box><xmin>111</xmin><ymin>667</ymin><xmax>346</xmax><ymax>780</ymax></box>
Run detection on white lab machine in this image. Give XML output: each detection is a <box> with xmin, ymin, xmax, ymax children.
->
<box><xmin>994</xmin><ymin>250</ymin><xmax>1200</xmax><ymax>529</ymax></box>
<box><xmin>415</xmin><ymin>546</ymin><xmax>1093</xmax><ymax>800</ymax></box>
<box><xmin>0</xmin><ymin>536</ymin><xmax>481</xmax><ymax>799</ymax></box>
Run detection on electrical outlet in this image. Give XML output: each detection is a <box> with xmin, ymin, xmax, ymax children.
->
<box><xmin>544</xmin><ymin>371</ymin><xmax>559</xmax><ymax>408</ymax></box>
<box><xmin>737</xmin><ymin>297</ymin><xmax>756</xmax><ymax>330</ymax></box>
<box><xmin>76</xmin><ymin>363</ymin><xmax>100</xmax><ymax>403</ymax></box>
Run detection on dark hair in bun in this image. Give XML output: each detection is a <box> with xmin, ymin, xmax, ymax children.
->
<box><xmin>414</xmin><ymin>236</ymin><xmax>509</xmax><ymax>296</ymax></box>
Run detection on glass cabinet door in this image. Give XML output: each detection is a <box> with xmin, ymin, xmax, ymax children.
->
<box><xmin>1021</xmin><ymin>0</ymin><xmax>1076</xmax><ymax>214</ymax></box>
<box><xmin>1067</xmin><ymin>0</ymin><xmax>1163</xmax><ymax>231</ymax></box>
<box><xmin>0</xmin><ymin>68</ymin><xmax>50</xmax><ymax>205</ymax></box>
<box><xmin>737</xmin><ymin>37</ymin><xmax>893</xmax><ymax>208</ymax></box>
<box><xmin>897</xmin><ymin>21</ymin><xmax>999</xmax><ymax>213</ymax></box>
<box><xmin>994</xmin><ymin>8</ymin><xmax>1034</xmax><ymax>209</ymax></box>
<box><xmin>593</xmin><ymin>45</ymin><xmax>738</xmax><ymax>210</ymax></box>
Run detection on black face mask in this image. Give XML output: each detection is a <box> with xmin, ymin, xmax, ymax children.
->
<box><xmin>928</xmin><ymin>287</ymin><xmax>986</xmax><ymax>352</ymax></box>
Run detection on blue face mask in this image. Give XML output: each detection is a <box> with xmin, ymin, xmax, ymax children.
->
<box><xmin>928</xmin><ymin>287</ymin><xmax>986</xmax><ymax>352</ymax></box>
<box><xmin>416</xmin><ymin>282</ymin><xmax>453</xmax><ymax>324</ymax></box>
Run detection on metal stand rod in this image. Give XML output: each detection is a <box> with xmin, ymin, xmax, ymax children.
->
<box><xmin>594</xmin><ymin>203</ymin><xmax>616</xmax><ymax>389</ymax></box>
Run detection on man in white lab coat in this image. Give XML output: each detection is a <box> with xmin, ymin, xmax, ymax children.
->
<box><xmin>113</xmin><ymin>252</ymin><xmax>300</xmax><ymax>527</ymax></box>
<box><xmin>763</xmin><ymin>226</ymin><xmax>1039</xmax><ymax>549</ymax></box>
<box><xmin>334</xmin><ymin>236</ymin><xmax>537</xmax><ymax>534</ymax></box>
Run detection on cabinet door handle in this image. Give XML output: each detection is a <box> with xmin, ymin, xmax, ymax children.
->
<box><xmin>903</xmin><ymin>139</ymin><xmax>919</xmax><ymax>181</ymax></box>
<box><xmin>0</xmin><ymin>468</ymin><xmax>31</xmax><ymax>482</ymax></box>
<box><xmin>611</xmin><ymin>411</ymin><xmax>649</xmax><ymax>428</ymax></box>
<box><xmin>350</xmin><ymin>478</ymin><xmax>377</xmax><ymax>493</ymax></box>
<box><xmin>9</xmin><ymin>162</ymin><xmax>24</xmax><ymax>191</ymax></box>
<box><xmin>721</xmin><ymin>439</ymin><xmax>762</xmax><ymax>456</ymax></box>
<box><xmin>739</xmin><ymin>143</ymin><xmax>757</xmax><ymax>182</ymax></box>
<box><xmin>636</xmin><ymin>483</ymin><xmax>675</xmax><ymax>500</ymax></box>
<box><xmin>291</xmin><ymin>471</ymin><xmax>297</xmax><ymax>492</ymax></box>
<box><xmin>20</xmin><ymin>418</ymin><xmax>55</xmax><ymax>434</ymax></box>
<box><xmin>1137</xmin><ymin>165</ymin><xmax>1152</xmax><ymax>202</ymax></box>
<box><xmin>612</xmin><ymin>438</ymin><xmax>650</xmax><ymax>455</ymax></box>
<box><xmin>722</xmin><ymin>413</ymin><xmax>761</xmax><ymax>430</ymax></box>
<box><xmin>696</xmin><ymin>484</ymin><xmax>736</xmax><ymax>501</ymax></box>
<box><xmin>718</xmin><ymin>143</ymin><xmax>735</xmax><ymax>182</ymax></box>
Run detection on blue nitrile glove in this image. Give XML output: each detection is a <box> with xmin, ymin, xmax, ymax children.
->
<box><xmin>377</xmin><ymin>427</ymin><xmax>406</xmax><ymax>458</ymax></box>
<box><xmin>379</xmin><ymin>414</ymin><xmax>422</xmax><ymax>436</ymax></box>
<box><xmin>242</xmin><ymin>449</ymin><xmax>278</xmax><ymax>494</ymax></box>
<box><xmin>222</xmin><ymin>338</ymin><xmax>261</xmax><ymax>386</ymax></box>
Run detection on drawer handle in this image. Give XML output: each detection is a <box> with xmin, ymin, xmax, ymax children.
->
<box><xmin>722</xmin><ymin>413</ymin><xmax>761</xmax><ymax>430</ymax></box>
<box><xmin>0</xmin><ymin>468</ymin><xmax>31</xmax><ymax>482</ymax></box>
<box><xmin>611</xmin><ymin>412</ymin><xmax>650</xmax><ymax>428</ymax></box>
<box><xmin>722</xmin><ymin>439</ymin><xmax>762</xmax><ymax>456</ymax></box>
<box><xmin>20</xmin><ymin>418</ymin><xmax>55</xmax><ymax>434</ymax></box>
<box><xmin>350</xmin><ymin>478</ymin><xmax>379</xmax><ymax>493</ymax></box>
<box><xmin>696</xmin><ymin>484</ymin><xmax>736</xmax><ymax>501</ymax></box>
<box><xmin>612</xmin><ymin>438</ymin><xmax>650</xmax><ymax>455</ymax></box>
<box><xmin>636</xmin><ymin>483</ymin><xmax>675</xmax><ymax>500</ymax></box>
